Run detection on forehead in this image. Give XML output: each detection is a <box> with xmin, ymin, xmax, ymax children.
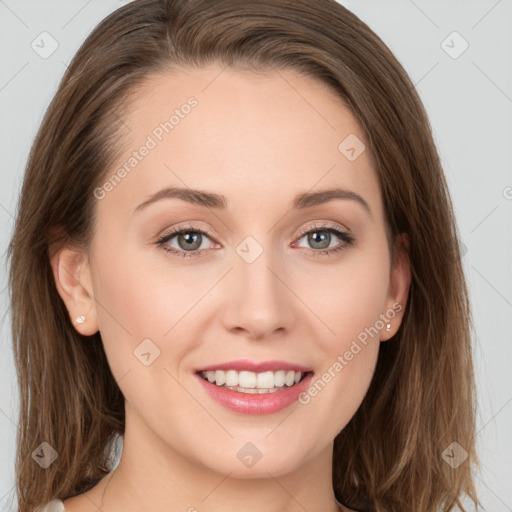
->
<box><xmin>99</xmin><ymin>65</ymin><xmax>382</xmax><ymax>219</ymax></box>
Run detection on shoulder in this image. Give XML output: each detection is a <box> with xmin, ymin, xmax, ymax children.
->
<box><xmin>36</xmin><ymin>495</ymin><xmax>92</xmax><ymax>512</ymax></box>
<box><xmin>35</xmin><ymin>495</ymin><xmax>93</xmax><ymax>512</ymax></box>
<box><xmin>35</xmin><ymin>499</ymin><xmax>66</xmax><ymax>512</ymax></box>
<box><xmin>56</xmin><ymin>477</ymin><xmax>110</xmax><ymax>512</ymax></box>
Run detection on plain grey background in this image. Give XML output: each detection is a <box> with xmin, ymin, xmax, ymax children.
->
<box><xmin>0</xmin><ymin>1</ymin><xmax>511</xmax><ymax>510</ymax></box>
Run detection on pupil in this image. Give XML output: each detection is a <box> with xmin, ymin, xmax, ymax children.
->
<box><xmin>309</xmin><ymin>231</ymin><xmax>330</xmax><ymax>249</ymax></box>
<box><xmin>179</xmin><ymin>232</ymin><xmax>201</xmax><ymax>250</ymax></box>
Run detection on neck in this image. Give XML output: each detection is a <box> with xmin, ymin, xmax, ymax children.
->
<box><xmin>92</xmin><ymin>406</ymin><xmax>343</xmax><ymax>512</ymax></box>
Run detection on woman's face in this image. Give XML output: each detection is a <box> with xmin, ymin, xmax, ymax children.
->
<box><xmin>59</xmin><ymin>65</ymin><xmax>409</xmax><ymax>478</ymax></box>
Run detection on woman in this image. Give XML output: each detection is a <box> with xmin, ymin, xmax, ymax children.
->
<box><xmin>8</xmin><ymin>0</ymin><xmax>480</xmax><ymax>510</ymax></box>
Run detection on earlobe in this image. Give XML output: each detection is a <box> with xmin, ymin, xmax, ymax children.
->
<box><xmin>49</xmin><ymin>244</ymin><xmax>99</xmax><ymax>336</ymax></box>
<box><xmin>380</xmin><ymin>233</ymin><xmax>411</xmax><ymax>341</ymax></box>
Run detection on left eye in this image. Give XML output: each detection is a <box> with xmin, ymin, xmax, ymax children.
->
<box><xmin>294</xmin><ymin>226</ymin><xmax>354</xmax><ymax>252</ymax></box>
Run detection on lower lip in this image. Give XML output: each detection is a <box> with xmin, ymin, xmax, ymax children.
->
<box><xmin>195</xmin><ymin>372</ymin><xmax>314</xmax><ymax>415</ymax></box>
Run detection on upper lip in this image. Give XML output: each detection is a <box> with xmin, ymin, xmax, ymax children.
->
<box><xmin>195</xmin><ymin>359</ymin><xmax>313</xmax><ymax>373</ymax></box>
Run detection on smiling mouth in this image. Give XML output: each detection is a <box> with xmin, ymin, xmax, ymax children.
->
<box><xmin>197</xmin><ymin>369</ymin><xmax>312</xmax><ymax>394</ymax></box>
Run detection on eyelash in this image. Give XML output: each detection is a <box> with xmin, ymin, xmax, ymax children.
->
<box><xmin>155</xmin><ymin>223</ymin><xmax>355</xmax><ymax>259</ymax></box>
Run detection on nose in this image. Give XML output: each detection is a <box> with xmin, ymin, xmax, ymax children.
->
<box><xmin>221</xmin><ymin>246</ymin><xmax>295</xmax><ymax>341</ymax></box>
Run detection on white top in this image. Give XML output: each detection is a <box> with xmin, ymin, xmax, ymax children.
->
<box><xmin>37</xmin><ymin>499</ymin><xmax>66</xmax><ymax>512</ymax></box>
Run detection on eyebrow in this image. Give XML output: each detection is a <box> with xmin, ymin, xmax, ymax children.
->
<box><xmin>134</xmin><ymin>186</ymin><xmax>371</xmax><ymax>216</ymax></box>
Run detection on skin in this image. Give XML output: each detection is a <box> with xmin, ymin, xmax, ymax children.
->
<box><xmin>51</xmin><ymin>64</ymin><xmax>410</xmax><ymax>512</ymax></box>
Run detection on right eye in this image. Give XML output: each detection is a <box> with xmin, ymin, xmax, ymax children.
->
<box><xmin>156</xmin><ymin>225</ymin><xmax>219</xmax><ymax>258</ymax></box>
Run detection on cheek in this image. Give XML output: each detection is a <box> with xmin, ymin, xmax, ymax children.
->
<box><xmin>293</xmin><ymin>248</ymin><xmax>390</xmax><ymax>355</ymax></box>
<box><xmin>297</xmin><ymin>268</ymin><xmax>385</xmax><ymax>436</ymax></box>
<box><xmin>289</xmin><ymin>250</ymin><xmax>387</xmax><ymax>422</ymax></box>
<box><xmin>88</xmin><ymin>241</ymin><xmax>170</xmax><ymax>381</ymax></box>
<box><xmin>92</xmin><ymin>239</ymin><xmax>201</xmax><ymax>335</ymax></box>
<box><xmin>89</xmin><ymin>240</ymin><xmax>217</xmax><ymax>379</ymax></box>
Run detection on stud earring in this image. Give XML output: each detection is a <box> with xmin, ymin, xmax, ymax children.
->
<box><xmin>75</xmin><ymin>315</ymin><xmax>86</xmax><ymax>324</ymax></box>
<box><xmin>386</xmin><ymin>323</ymin><xmax>391</xmax><ymax>331</ymax></box>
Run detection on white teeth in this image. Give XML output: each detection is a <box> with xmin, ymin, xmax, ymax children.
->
<box><xmin>239</xmin><ymin>370</ymin><xmax>257</xmax><ymax>388</ymax></box>
<box><xmin>256</xmin><ymin>371</ymin><xmax>274</xmax><ymax>389</ymax></box>
<box><xmin>225</xmin><ymin>369</ymin><xmax>238</xmax><ymax>387</ymax></box>
<box><xmin>215</xmin><ymin>370</ymin><xmax>226</xmax><ymax>386</ymax></box>
<box><xmin>285</xmin><ymin>370</ymin><xmax>295</xmax><ymax>386</ymax></box>
<box><xmin>274</xmin><ymin>370</ymin><xmax>286</xmax><ymax>387</ymax></box>
<box><xmin>200</xmin><ymin>369</ymin><xmax>306</xmax><ymax>391</ymax></box>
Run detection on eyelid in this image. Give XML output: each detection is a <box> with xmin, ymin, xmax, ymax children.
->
<box><xmin>156</xmin><ymin>221</ymin><xmax>350</xmax><ymax>244</ymax></box>
<box><xmin>295</xmin><ymin>221</ymin><xmax>351</xmax><ymax>239</ymax></box>
<box><xmin>157</xmin><ymin>222</ymin><xmax>218</xmax><ymax>242</ymax></box>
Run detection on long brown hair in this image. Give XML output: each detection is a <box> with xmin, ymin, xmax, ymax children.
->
<box><xmin>8</xmin><ymin>1</ymin><xmax>480</xmax><ymax>510</ymax></box>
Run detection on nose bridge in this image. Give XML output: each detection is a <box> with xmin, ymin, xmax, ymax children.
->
<box><xmin>222</xmin><ymin>235</ymin><xmax>294</xmax><ymax>338</ymax></box>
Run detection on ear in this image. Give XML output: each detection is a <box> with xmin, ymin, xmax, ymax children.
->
<box><xmin>380</xmin><ymin>233</ymin><xmax>411</xmax><ymax>341</ymax></box>
<box><xmin>49</xmin><ymin>240</ymin><xmax>99</xmax><ymax>336</ymax></box>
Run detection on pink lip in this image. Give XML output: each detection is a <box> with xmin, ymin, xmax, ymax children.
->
<box><xmin>195</xmin><ymin>359</ymin><xmax>313</xmax><ymax>373</ymax></box>
<box><xmin>195</xmin><ymin>371</ymin><xmax>314</xmax><ymax>415</ymax></box>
